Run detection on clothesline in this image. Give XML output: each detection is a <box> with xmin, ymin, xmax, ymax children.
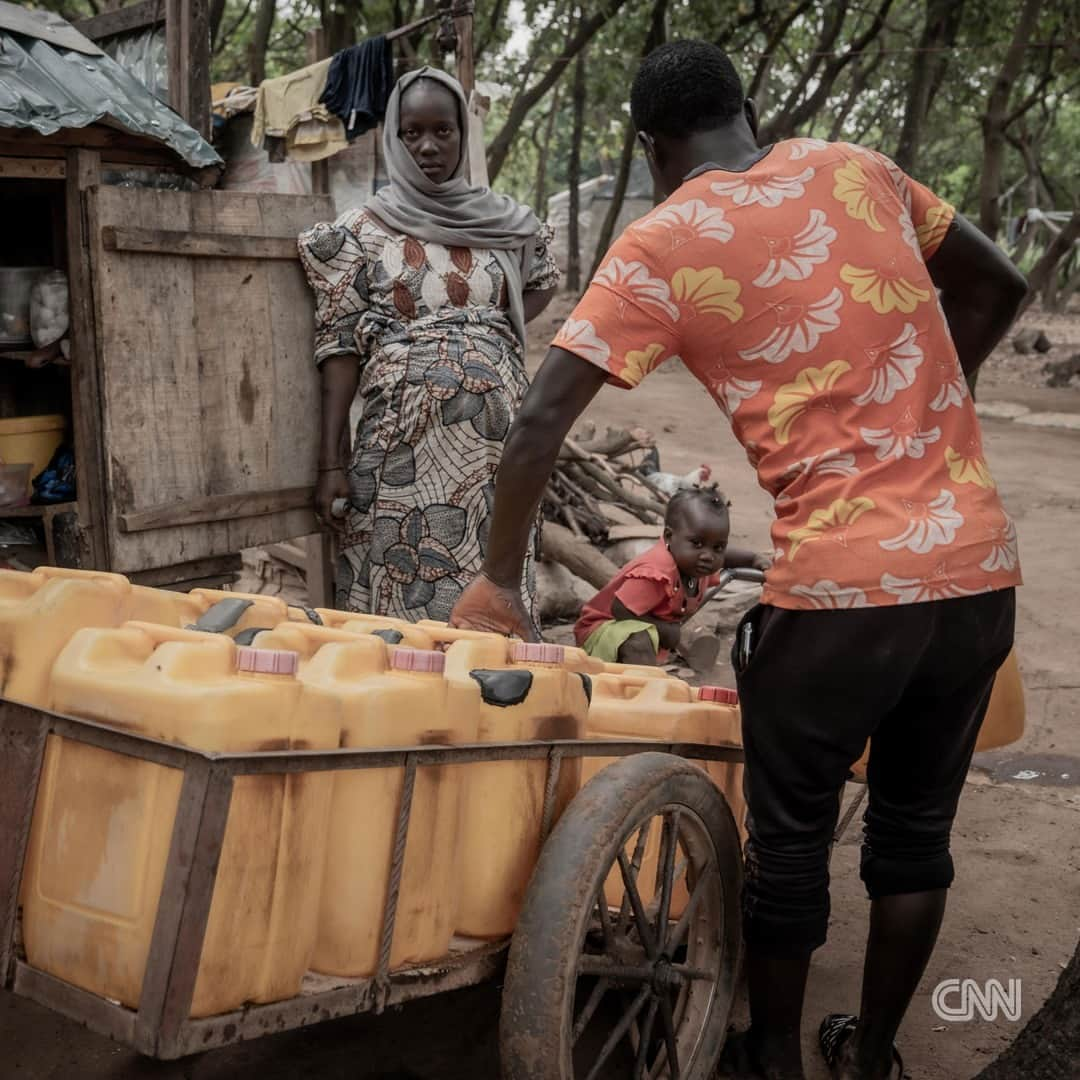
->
<box><xmin>246</xmin><ymin>9</ymin><xmax>470</xmax><ymax>168</ymax></box>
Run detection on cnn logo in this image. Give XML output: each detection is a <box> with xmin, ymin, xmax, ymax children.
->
<box><xmin>932</xmin><ymin>978</ymin><xmax>1022</xmax><ymax>1023</ymax></box>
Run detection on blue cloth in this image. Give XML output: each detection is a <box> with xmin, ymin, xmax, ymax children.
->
<box><xmin>32</xmin><ymin>446</ymin><xmax>75</xmax><ymax>504</ymax></box>
<box><xmin>320</xmin><ymin>35</ymin><xmax>394</xmax><ymax>141</ymax></box>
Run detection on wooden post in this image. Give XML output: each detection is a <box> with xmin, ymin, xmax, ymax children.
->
<box><xmin>305</xmin><ymin>533</ymin><xmax>337</xmax><ymax>609</ymax></box>
<box><xmin>166</xmin><ymin>0</ymin><xmax>212</xmax><ymax>140</ymax></box>
<box><xmin>303</xmin><ymin>23</ymin><xmax>336</xmax><ymax>607</ymax></box>
<box><xmin>454</xmin><ymin>4</ymin><xmax>476</xmax><ymax>96</ymax></box>
<box><xmin>307</xmin><ymin>27</ymin><xmax>331</xmax><ymax>197</ymax></box>
<box><xmin>0</xmin><ymin>702</ymin><xmax>47</xmax><ymax>986</ymax></box>
<box><xmin>66</xmin><ymin>148</ymin><xmax>109</xmax><ymax>570</ymax></box>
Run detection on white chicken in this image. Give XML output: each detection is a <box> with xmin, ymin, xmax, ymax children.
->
<box><xmin>640</xmin><ymin>453</ymin><xmax>713</xmax><ymax>496</ymax></box>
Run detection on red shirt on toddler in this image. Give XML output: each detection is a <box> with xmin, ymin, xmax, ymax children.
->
<box><xmin>575</xmin><ymin>540</ymin><xmax>719</xmax><ymax>651</ymax></box>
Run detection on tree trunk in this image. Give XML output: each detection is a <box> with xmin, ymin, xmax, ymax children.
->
<box><xmin>565</xmin><ymin>43</ymin><xmax>587</xmax><ymax>294</ymax></box>
<box><xmin>209</xmin><ymin>0</ymin><xmax>227</xmax><ymax>47</ymax></box>
<box><xmin>486</xmin><ymin>0</ymin><xmax>631</xmax><ymax>183</ymax></box>
<box><xmin>533</xmin><ymin>84</ymin><xmax>561</xmax><ymax>214</ymax></box>
<box><xmin>894</xmin><ymin>0</ymin><xmax>964</xmax><ymax>173</ymax></box>
<box><xmin>747</xmin><ymin>0</ymin><xmax>814</xmax><ymax>103</ymax></box>
<box><xmin>827</xmin><ymin>44</ymin><xmax>885</xmax><ymax>142</ymax></box>
<box><xmin>1057</xmin><ymin>263</ymin><xmax>1080</xmax><ymax>312</ymax></box>
<box><xmin>324</xmin><ymin>0</ymin><xmax>360</xmax><ymax>57</ymax></box>
<box><xmin>759</xmin><ymin>0</ymin><xmax>848</xmax><ymax>143</ymax></box>
<box><xmin>760</xmin><ymin>0</ymin><xmax>894</xmax><ymax>144</ymax></box>
<box><xmin>978</xmin><ymin>0</ymin><xmax>1043</xmax><ymax>240</ymax></box>
<box><xmin>1019</xmin><ymin>210</ymin><xmax>1080</xmax><ymax>315</ymax></box>
<box><xmin>588</xmin><ymin>0</ymin><xmax>669</xmax><ymax>281</ymax></box>
<box><xmin>974</xmin><ymin>937</ymin><xmax>1080</xmax><ymax>1079</ymax></box>
<box><xmin>1007</xmin><ymin>127</ymin><xmax>1057</xmax><ymax>212</ymax></box>
<box><xmin>248</xmin><ymin>0</ymin><xmax>276</xmax><ymax>86</ymax></box>
<box><xmin>588</xmin><ymin>121</ymin><xmax>635</xmax><ymax>280</ymax></box>
<box><xmin>1010</xmin><ymin>212</ymin><xmax>1040</xmax><ymax>266</ymax></box>
<box><xmin>473</xmin><ymin>0</ymin><xmax>508</xmax><ymax>62</ymax></box>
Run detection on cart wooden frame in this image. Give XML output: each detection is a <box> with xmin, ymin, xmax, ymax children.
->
<box><xmin>0</xmin><ymin>695</ymin><xmax>745</xmax><ymax>1068</ymax></box>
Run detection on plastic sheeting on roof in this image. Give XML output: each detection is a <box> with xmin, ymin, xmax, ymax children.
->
<box><xmin>0</xmin><ymin>1</ymin><xmax>102</xmax><ymax>57</ymax></box>
<box><xmin>0</xmin><ymin>22</ymin><xmax>220</xmax><ymax>168</ymax></box>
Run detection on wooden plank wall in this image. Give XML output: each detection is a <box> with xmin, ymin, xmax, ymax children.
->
<box><xmin>89</xmin><ymin>187</ymin><xmax>334</xmax><ymax>573</ymax></box>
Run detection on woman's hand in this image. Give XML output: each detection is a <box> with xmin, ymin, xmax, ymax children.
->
<box><xmin>315</xmin><ymin>355</ymin><xmax>360</xmax><ymax>533</ymax></box>
<box><xmin>449</xmin><ymin>572</ymin><xmax>538</xmax><ymax>641</ymax></box>
<box><xmin>315</xmin><ymin>467</ymin><xmax>350</xmax><ymax>533</ymax></box>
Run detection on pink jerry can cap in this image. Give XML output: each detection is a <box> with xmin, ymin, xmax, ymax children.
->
<box><xmin>698</xmin><ymin>685</ymin><xmax>739</xmax><ymax>706</ymax></box>
<box><xmin>236</xmin><ymin>646</ymin><xmax>299</xmax><ymax>676</ymax></box>
<box><xmin>391</xmin><ymin>647</ymin><xmax>446</xmax><ymax>673</ymax></box>
<box><xmin>510</xmin><ymin>641</ymin><xmax>566</xmax><ymax>665</ymax></box>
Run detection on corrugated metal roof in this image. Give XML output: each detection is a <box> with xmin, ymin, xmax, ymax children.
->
<box><xmin>0</xmin><ymin>2</ymin><xmax>220</xmax><ymax>168</ymax></box>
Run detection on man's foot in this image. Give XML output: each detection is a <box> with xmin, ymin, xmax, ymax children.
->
<box><xmin>818</xmin><ymin>1014</ymin><xmax>905</xmax><ymax>1080</ymax></box>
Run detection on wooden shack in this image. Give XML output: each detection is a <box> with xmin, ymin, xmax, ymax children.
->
<box><xmin>0</xmin><ymin>1</ymin><xmax>335</xmax><ymax>593</ymax></box>
<box><xmin>0</xmin><ymin>0</ymin><xmax>477</xmax><ymax>602</ymax></box>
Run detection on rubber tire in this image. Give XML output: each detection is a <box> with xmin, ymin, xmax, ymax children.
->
<box><xmin>499</xmin><ymin>752</ymin><xmax>743</xmax><ymax>1080</ymax></box>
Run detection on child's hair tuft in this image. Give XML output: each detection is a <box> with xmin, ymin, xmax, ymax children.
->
<box><xmin>665</xmin><ymin>484</ymin><xmax>731</xmax><ymax>527</ymax></box>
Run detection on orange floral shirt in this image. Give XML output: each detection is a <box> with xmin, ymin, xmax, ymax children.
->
<box><xmin>554</xmin><ymin>139</ymin><xmax>1021</xmax><ymax>610</ymax></box>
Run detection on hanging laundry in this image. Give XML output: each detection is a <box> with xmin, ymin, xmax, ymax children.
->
<box><xmin>320</xmin><ymin>35</ymin><xmax>394</xmax><ymax>141</ymax></box>
<box><xmin>251</xmin><ymin>57</ymin><xmax>347</xmax><ymax>163</ymax></box>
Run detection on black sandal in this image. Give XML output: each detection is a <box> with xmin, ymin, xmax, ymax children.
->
<box><xmin>819</xmin><ymin>1014</ymin><xmax>906</xmax><ymax>1079</ymax></box>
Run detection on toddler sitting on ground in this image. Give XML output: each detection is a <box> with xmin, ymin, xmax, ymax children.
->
<box><xmin>575</xmin><ymin>488</ymin><xmax>768</xmax><ymax>666</ymax></box>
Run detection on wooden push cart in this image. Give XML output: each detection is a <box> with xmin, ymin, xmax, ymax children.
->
<box><xmin>0</xmin><ymin>696</ymin><xmax>745</xmax><ymax>1080</ymax></box>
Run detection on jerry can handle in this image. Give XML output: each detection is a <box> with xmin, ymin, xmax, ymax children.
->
<box><xmin>34</xmin><ymin>566</ymin><xmax>127</xmax><ymax>585</ymax></box>
<box><xmin>188</xmin><ymin>597</ymin><xmax>254</xmax><ymax>634</ymax></box>
<box><xmin>415</xmin><ymin>620</ymin><xmax>510</xmax><ymax>646</ymax></box>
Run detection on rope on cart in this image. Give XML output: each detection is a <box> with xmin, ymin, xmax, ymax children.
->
<box><xmin>539</xmin><ymin>748</ymin><xmax>564</xmax><ymax>845</ymax></box>
<box><xmin>375</xmin><ymin>757</ymin><xmax>418</xmax><ymax>1011</ymax></box>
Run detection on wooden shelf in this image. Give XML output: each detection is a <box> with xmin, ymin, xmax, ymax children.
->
<box><xmin>0</xmin><ymin>348</ymin><xmax>69</xmax><ymax>365</ymax></box>
<box><xmin>0</xmin><ymin>502</ymin><xmax>75</xmax><ymax>519</ymax></box>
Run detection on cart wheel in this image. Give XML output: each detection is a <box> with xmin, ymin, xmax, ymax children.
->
<box><xmin>500</xmin><ymin>752</ymin><xmax>742</xmax><ymax>1080</ymax></box>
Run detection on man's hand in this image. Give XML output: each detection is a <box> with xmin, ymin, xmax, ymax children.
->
<box><xmin>450</xmin><ymin>573</ymin><xmax>538</xmax><ymax>640</ymax></box>
<box><xmin>723</xmin><ymin>546</ymin><xmax>772</xmax><ymax>573</ymax></box>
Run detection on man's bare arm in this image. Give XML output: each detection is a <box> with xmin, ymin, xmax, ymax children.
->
<box><xmin>928</xmin><ymin>214</ymin><xmax>1028</xmax><ymax>381</ymax></box>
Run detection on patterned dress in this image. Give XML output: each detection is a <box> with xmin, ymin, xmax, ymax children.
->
<box><xmin>299</xmin><ymin>209</ymin><xmax>559</xmax><ymax>621</ymax></box>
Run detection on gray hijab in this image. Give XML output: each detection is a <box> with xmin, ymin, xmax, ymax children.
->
<box><xmin>368</xmin><ymin>67</ymin><xmax>541</xmax><ymax>345</ymax></box>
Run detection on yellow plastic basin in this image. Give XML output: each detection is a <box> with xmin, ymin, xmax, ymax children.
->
<box><xmin>0</xmin><ymin>414</ymin><xmax>65</xmax><ymax>494</ymax></box>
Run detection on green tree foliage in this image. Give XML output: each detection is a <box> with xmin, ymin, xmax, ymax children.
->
<box><xmin>28</xmin><ymin>0</ymin><xmax>1079</xmax><ymax>286</ymax></box>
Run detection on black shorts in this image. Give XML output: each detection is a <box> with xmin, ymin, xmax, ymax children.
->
<box><xmin>733</xmin><ymin>589</ymin><xmax>1015</xmax><ymax>948</ymax></box>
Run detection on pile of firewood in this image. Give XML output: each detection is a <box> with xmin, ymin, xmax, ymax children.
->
<box><xmin>539</xmin><ymin>425</ymin><xmax>666</xmax><ymax>599</ymax></box>
<box><xmin>536</xmin><ymin>423</ymin><xmax>723</xmax><ymax>630</ymax></box>
<box><xmin>546</xmin><ymin>425</ymin><xmax>667</xmax><ymax>541</ymax></box>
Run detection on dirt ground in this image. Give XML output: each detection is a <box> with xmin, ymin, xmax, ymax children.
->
<box><xmin>3</xmin><ymin>305</ymin><xmax>1079</xmax><ymax>1079</ymax></box>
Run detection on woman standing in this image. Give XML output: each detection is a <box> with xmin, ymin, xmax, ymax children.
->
<box><xmin>300</xmin><ymin>67</ymin><xmax>557</xmax><ymax>622</ymax></box>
